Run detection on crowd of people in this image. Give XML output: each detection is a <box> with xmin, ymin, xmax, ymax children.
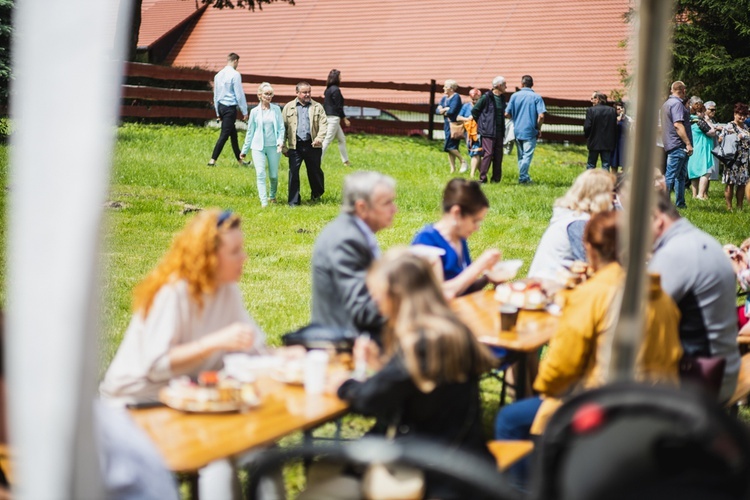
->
<box><xmin>94</xmin><ymin>58</ymin><xmax>750</xmax><ymax>497</ymax></box>
<box><xmin>98</xmin><ymin>164</ymin><xmax>748</xmax><ymax>497</ymax></box>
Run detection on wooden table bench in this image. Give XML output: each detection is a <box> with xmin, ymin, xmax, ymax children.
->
<box><xmin>451</xmin><ymin>289</ymin><xmax>559</xmax><ymax>397</ymax></box>
<box><xmin>488</xmin><ymin>440</ymin><xmax>534</xmax><ymax>471</ymax></box>
<box><xmin>130</xmin><ymin>377</ymin><xmax>348</xmax><ymax>473</ymax></box>
<box><xmin>727</xmin><ymin>352</ymin><xmax>750</xmax><ymax>408</ymax></box>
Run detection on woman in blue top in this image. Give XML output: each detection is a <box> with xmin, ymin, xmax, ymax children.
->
<box><xmin>412</xmin><ymin>178</ymin><xmax>501</xmax><ymax>299</ymax></box>
<box><xmin>436</xmin><ymin>80</ymin><xmax>468</xmax><ymax>174</ymax></box>
<box><xmin>240</xmin><ymin>82</ymin><xmax>285</xmax><ymax>207</ymax></box>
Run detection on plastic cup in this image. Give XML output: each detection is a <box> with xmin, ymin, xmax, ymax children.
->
<box><xmin>304</xmin><ymin>350</ymin><xmax>329</xmax><ymax>395</ymax></box>
<box><xmin>499</xmin><ymin>305</ymin><xmax>519</xmax><ymax>332</ymax></box>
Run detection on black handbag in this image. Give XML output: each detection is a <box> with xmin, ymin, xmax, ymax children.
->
<box><xmin>281</xmin><ymin>323</ymin><xmax>358</xmax><ymax>351</ymax></box>
<box><xmin>712</xmin><ymin>133</ymin><xmax>739</xmax><ymax>167</ymax></box>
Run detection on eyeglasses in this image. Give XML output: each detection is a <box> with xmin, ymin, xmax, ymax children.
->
<box><xmin>262</xmin><ymin>92</ymin><xmax>273</xmax><ymax>96</ymax></box>
<box><xmin>217</xmin><ymin>210</ymin><xmax>233</xmax><ymax>227</ymax></box>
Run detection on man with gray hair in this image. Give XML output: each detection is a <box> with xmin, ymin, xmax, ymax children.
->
<box><xmin>472</xmin><ymin>76</ymin><xmax>507</xmax><ymax>183</ymax></box>
<box><xmin>311</xmin><ymin>171</ymin><xmax>397</xmax><ymax>337</ymax></box>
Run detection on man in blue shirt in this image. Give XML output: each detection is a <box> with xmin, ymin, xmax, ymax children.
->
<box><xmin>660</xmin><ymin>81</ymin><xmax>693</xmax><ymax>208</ymax></box>
<box><xmin>505</xmin><ymin>75</ymin><xmax>546</xmax><ymax>184</ymax></box>
<box><xmin>208</xmin><ymin>53</ymin><xmax>248</xmax><ymax>167</ymax></box>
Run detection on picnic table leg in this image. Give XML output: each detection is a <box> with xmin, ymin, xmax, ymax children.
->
<box><xmin>516</xmin><ymin>355</ymin><xmax>528</xmax><ymax>400</ymax></box>
<box><xmin>303</xmin><ymin>429</ymin><xmax>313</xmax><ymax>475</ymax></box>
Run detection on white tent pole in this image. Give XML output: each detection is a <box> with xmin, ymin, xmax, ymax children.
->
<box><xmin>7</xmin><ymin>0</ymin><xmax>133</xmax><ymax>497</ymax></box>
<box><xmin>610</xmin><ymin>0</ymin><xmax>676</xmax><ymax>380</ymax></box>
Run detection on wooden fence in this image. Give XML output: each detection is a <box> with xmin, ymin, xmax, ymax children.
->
<box><xmin>122</xmin><ymin>62</ymin><xmax>590</xmax><ymax>144</ymax></box>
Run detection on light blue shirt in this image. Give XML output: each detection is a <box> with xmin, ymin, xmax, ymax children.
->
<box><xmin>506</xmin><ymin>87</ymin><xmax>546</xmax><ymax>140</ymax></box>
<box><xmin>213</xmin><ymin>65</ymin><xmax>248</xmax><ymax>116</ymax></box>
<box><xmin>241</xmin><ymin>103</ymin><xmax>285</xmax><ymax>154</ymax></box>
<box><xmin>353</xmin><ymin>216</ymin><xmax>380</xmax><ymax>259</ymax></box>
<box><xmin>296</xmin><ymin>101</ymin><xmax>312</xmax><ymax>140</ymax></box>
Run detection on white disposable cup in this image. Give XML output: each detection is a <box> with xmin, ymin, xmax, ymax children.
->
<box><xmin>304</xmin><ymin>350</ymin><xmax>329</xmax><ymax>395</ymax></box>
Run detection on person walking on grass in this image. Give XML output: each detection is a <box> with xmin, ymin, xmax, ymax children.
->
<box><xmin>436</xmin><ymin>79</ymin><xmax>468</xmax><ymax>174</ymax></box>
<box><xmin>208</xmin><ymin>53</ymin><xmax>248</xmax><ymax>167</ymax></box>
<box><xmin>472</xmin><ymin>76</ymin><xmax>506</xmax><ymax>183</ymax></box>
<box><xmin>505</xmin><ymin>75</ymin><xmax>545</xmax><ymax>185</ymax></box>
<box><xmin>322</xmin><ymin>69</ymin><xmax>351</xmax><ymax>167</ymax></box>
<box><xmin>282</xmin><ymin>82</ymin><xmax>328</xmax><ymax>206</ymax></box>
<box><xmin>240</xmin><ymin>83</ymin><xmax>285</xmax><ymax>208</ymax></box>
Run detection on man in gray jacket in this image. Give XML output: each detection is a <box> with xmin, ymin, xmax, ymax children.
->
<box><xmin>649</xmin><ymin>192</ymin><xmax>739</xmax><ymax>402</ymax></box>
<box><xmin>311</xmin><ymin>172</ymin><xmax>397</xmax><ymax>338</ymax></box>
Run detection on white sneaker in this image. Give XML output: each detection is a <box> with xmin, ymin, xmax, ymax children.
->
<box><xmin>459</xmin><ymin>163</ymin><xmax>468</xmax><ymax>173</ymax></box>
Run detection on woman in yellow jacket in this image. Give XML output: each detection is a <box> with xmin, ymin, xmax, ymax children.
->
<box><xmin>495</xmin><ymin>210</ymin><xmax>683</xmax><ymax>441</ymax></box>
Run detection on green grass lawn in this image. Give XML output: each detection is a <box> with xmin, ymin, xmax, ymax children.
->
<box><xmin>103</xmin><ymin>123</ymin><xmax>749</xmax><ymax>370</ymax></box>
<box><xmin>2</xmin><ymin>123</ymin><xmax>749</xmax><ymax>496</ymax></box>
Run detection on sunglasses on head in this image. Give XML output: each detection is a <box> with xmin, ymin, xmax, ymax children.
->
<box><xmin>217</xmin><ymin>210</ymin><xmax>233</xmax><ymax>227</ymax></box>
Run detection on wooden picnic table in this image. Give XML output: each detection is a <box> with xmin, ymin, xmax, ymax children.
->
<box><xmin>129</xmin><ymin>376</ymin><xmax>348</xmax><ymax>473</ymax></box>
<box><xmin>451</xmin><ymin>289</ymin><xmax>560</xmax><ymax>397</ymax></box>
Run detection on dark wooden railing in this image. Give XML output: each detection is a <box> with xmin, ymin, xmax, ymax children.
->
<box><xmin>121</xmin><ymin>62</ymin><xmax>589</xmax><ymax>144</ymax></box>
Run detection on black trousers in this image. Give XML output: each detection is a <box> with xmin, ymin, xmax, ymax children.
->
<box><xmin>288</xmin><ymin>139</ymin><xmax>325</xmax><ymax>205</ymax></box>
<box><xmin>479</xmin><ymin>133</ymin><xmax>504</xmax><ymax>183</ymax></box>
<box><xmin>211</xmin><ymin>104</ymin><xmax>241</xmax><ymax>161</ymax></box>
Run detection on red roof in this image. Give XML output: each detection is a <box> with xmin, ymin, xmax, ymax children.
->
<box><xmin>138</xmin><ymin>0</ymin><xmax>201</xmax><ymax>48</ymax></box>
<box><xmin>147</xmin><ymin>0</ymin><xmax>631</xmax><ymax>101</ymax></box>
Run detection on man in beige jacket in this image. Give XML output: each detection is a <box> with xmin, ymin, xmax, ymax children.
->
<box><xmin>282</xmin><ymin>82</ymin><xmax>328</xmax><ymax>206</ymax></box>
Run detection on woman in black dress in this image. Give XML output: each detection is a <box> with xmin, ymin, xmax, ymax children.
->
<box><xmin>334</xmin><ymin>249</ymin><xmax>497</xmax><ymax>499</ymax></box>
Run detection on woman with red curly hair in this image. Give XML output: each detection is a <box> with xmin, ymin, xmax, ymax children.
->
<box><xmin>100</xmin><ymin>209</ymin><xmax>264</xmax><ymax>405</ymax></box>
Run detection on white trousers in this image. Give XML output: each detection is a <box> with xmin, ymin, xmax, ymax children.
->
<box><xmin>321</xmin><ymin>116</ymin><xmax>349</xmax><ymax>163</ymax></box>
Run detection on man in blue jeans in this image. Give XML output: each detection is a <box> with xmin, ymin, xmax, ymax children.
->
<box><xmin>660</xmin><ymin>81</ymin><xmax>693</xmax><ymax>208</ymax></box>
<box><xmin>505</xmin><ymin>75</ymin><xmax>546</xmax><ymax>184</ymax></box>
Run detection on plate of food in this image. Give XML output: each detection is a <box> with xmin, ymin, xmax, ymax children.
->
<box><xmin>270</xmin><ymin>360</ymin><xmax>305</xmax><ymax>386</ymax></box>
<box><xmin>485</xmin><ymin>259</ymin><xmax>524</xmax><ymax>283</ymax></box>
<box><xmin>159</xmin><ymin>373</ymin><xmax>261</xmax><ymax>413</ymax></box>
<box><xmin>494</xmin><ymin>279</ymin><xmax>550</xmax><ymax>310</ymax></box>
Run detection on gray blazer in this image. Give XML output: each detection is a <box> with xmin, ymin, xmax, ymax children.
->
<box><xmin>311</xmin><ymin>214</ymin><xmax>384</xmax><ymax>337</ymax></box>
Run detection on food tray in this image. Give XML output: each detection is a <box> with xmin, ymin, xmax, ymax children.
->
<box><xmin>159</xmin><ymin>387</ymin><xmax>242</xmax><ymax>413</ymax></box>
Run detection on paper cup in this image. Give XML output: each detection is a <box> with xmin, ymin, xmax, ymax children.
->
<box><xmin>304</xmin><ymin>350</ymin><xmax>329</xmax><ymax>395</ymax></box>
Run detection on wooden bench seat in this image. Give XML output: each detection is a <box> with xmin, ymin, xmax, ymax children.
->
<box><xmin>727</xmin><ymin>353</ymin><xmax>750</xmax><ymax>407</ymax></box>
<box><xmin>487</xmin><ymin>440</ymin><xmax>534</xmax><ymax>471</ymax></box>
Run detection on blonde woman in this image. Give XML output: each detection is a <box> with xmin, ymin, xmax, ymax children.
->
<box><xmin>527</xmin><ymin>169</ymin><xmax>614</xmax><ymax>278</ymax></box>
<box><xmin>240</xmin><ymin>83</ymin><xmax>285</xmax><ymax>207</ymax></box>
<box><xmin>436</xmin><ymin>79</ymin><xmax>468</xmax><ymax>173</ymax></box>
<box><xmin>332</xmin><ymin>249</ymin><xmax>496</xmax><ymax>499</ymax></box>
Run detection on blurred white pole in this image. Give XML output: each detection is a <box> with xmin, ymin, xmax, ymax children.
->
<box><xmin>7</xmin><ymin>0</ymin><xmax>132</xmax><ymax>497</ymax></box>
<box><xmin>610</xmin><ymin>0</ymin><xmax>675</xmax><ymax>380</ymax></box>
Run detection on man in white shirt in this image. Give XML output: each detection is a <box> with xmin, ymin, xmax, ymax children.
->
<box><xmin>208</xmin><ymin>53</ymin><xmax>248</xmax><ymax>167</ymax></box>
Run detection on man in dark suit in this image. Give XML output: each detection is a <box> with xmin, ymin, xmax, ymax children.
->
<box><xmin>584</xmin><ymin>91</ymin><xmax>618</xmax><ymax>171</ymax></box>
<box><xmin>311</xmin><ymin>171</ymin><xmax>397</xmax><ymax>338</ymax></box>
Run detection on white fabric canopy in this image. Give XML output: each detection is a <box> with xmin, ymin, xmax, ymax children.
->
<box><xmin>7</xmin><ymin>0</ymin><xmax>132</xmax><ymax>496</ymax></box>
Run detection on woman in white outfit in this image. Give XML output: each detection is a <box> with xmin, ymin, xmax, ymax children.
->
<box><xmin>240</xmin><ymin>82</ymin><xmax>285</xmax><ymax>207</ymax></box>
<box><xmin>322</xmin><ymin>69</ymin><xmax>351</xmax><ymax>166</ymax></box>
<box><xmin>100</xmin><ymin>209</ymin><xmax>273</xmax><ymax>499</ymax></box>
<box><xmin>528</xmin><ymin>169</ymin><xmax>615</xmax><ymax>278</ymax></box>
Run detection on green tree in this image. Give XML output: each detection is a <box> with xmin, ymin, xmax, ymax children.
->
<box><xmin>0</xmin><ymin>0</ymin><xmax>12</xmax><ymax>108</ymax></box>
<box><xmin>127</xmin><ymin>0</ymin><xmax>294</xmax><ymax>62</ymax></box>
<box><xmin>672</xmin><ymin>0</ymin><xmax>750</xmax><ymax>119</ymax></box>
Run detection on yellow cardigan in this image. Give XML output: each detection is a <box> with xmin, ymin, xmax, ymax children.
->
<box><xmin>530</xmin><ymin>262</ymin><xmax>682</xmax><ymax>434</ymax></box>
